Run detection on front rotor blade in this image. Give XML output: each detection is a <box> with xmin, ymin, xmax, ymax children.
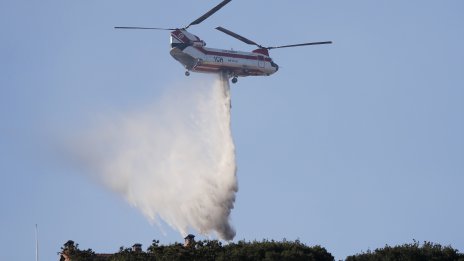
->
<box><xmin>268</xmin><ymin>41</ymin><xmax>333</xmax><ymax>49</ymax></box>
<box><xmin>114</xmin><ymin>26</ymin><xmax>175</xmax><ymax>30</ymax></box>
<box><xmin>187</xmin><ymin>0</ymin><xmax>232</xmax><ymax>28</ymax></box>
<box><xmin>215</xmin><ymin>26</ymin><xmax>261</xmax><ymax>47</ymax></box>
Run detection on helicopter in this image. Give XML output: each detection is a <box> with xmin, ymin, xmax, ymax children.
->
<box><xmin>115</xmin><ymin>0</ymin><xmax>332</xmax><ymax>84</ymax></box>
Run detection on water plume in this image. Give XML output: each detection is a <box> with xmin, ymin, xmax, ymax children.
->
<box><xmin>76</xmin><ymin>74</ymin><xmax>237</xmax><ymax>240</ymax></box>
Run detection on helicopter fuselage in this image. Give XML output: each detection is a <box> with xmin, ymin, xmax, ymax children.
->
<box><xmin>169</xmin><ymin>29</ymin><xmax>279</xmax><ymax>79</ymax></box>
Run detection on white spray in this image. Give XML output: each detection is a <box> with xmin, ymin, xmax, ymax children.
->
<box><xmin>76</xmin><ymin>73</ymin><xmax>237</xmax><ymax>240</ymax></box>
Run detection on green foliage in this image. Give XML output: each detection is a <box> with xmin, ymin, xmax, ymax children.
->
<box><xmin>109</xmin><ymin>247</ymin><xmax>153</xmax><ymax>261</ymax></box>
<box><xmin>218</xmin><ymin>239</ymin><xmax>333</xmax><ymax>261</ymax></box>
<box><xmin>146</xmin><ymin>239</ymin><xmax>333</xmax><ymax>261</ymax></box>
<box><xmin>346</xmin><ymin>241</ymin><xmax>464</xmax><ymax>261</ymax></box>
<box><xmin>60</xmin><ymin>240</ymin><xmax>96</xmax><ymax>261</ymax></box>
<box><xmin>60</xmin><ymin>239</ymin><xmax>464</xmax><ymax>261</ymax></box>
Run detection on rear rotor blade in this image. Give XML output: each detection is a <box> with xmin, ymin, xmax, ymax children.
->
<box><xmin>114</xmin><ymin>26</ymin><xmax>176</xmax><ymax>30</ymax></box>
<box><xmin>215</xmin><ymin>26</ymin><xmax>263</xmax><ymax>47</ymax></box>
<box><xmin>268</xmin><ymin>41</ymin><xmax>332</xmax><ymax>49</ymax></box>
<box><xmin>187</xmin><ymin>0</ymin><xmax>232</xmax><ymax>28</ymax></box>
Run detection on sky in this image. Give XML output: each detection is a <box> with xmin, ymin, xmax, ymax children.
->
<box><xmin>1</xmin><ymin>0</ymin><xmax>464</xmax><ymax>260</ymax></box>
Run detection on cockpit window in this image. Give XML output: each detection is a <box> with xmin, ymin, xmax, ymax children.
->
<box><xmin>270</xmin><ymin>61</ymin><xmax>279</xmax><ymax>71</ymax></box>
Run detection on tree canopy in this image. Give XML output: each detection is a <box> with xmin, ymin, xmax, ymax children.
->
<box><xmin>346</xmin><ymin>241</ymin><xmax>464</xmax><ymax>261</ymax></box>
<box><xmin>61</xmin><ymin>239</ymin><xmax>333</xmax><ymax>261</ymax></box>
<box><xmin>60</xmin><ymin>239</ymin><xmax>464</xmax><ymax>261</ymax></box>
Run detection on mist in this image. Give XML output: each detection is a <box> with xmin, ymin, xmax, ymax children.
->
<box><xmin>75</xmin><ymin>74</ymin><xmax>238</xmax><ymax>240</ymax></box>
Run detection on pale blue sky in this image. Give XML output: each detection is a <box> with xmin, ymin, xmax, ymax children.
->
<box><xmin>1</xmin><ymin>1</ymin><xmax>463</xmax><ymax>260</ymax></box>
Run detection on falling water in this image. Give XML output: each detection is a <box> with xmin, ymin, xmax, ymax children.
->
<box><xmin>75</xmin><ymin>74</ymin><xmax>238</xmax><ymax>240</ymax></box>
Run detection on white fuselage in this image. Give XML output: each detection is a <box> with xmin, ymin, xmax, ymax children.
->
<box><xmin>169</xmin><ymin>29</ymin><xmax>279</xmax><ymax>78</ymax></box>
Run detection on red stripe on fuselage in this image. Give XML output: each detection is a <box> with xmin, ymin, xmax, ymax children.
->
<box><xmin>192</xmin><ymin>63</ymin><xmax>266</xmax><ymax>76</ymax></box>
<box><xmin>195</xmin><ymin>47</ymin><xmax>272</xmax><ymax>62</ymax></box>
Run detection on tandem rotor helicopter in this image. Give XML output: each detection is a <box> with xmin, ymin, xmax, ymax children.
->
<box><xmin>115</xmin><ymin>0</ymin><xmax>332</xmax><ymax>84</ymax></box>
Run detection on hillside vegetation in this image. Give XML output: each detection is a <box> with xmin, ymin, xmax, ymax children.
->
<box><xmin>60</xmin><ymin>239</ymin><xmax>464</xmax><ymax>261</ymax></box>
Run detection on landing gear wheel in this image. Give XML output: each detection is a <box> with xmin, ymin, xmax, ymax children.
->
<box><xmin>231</xmin><ymin>77</ymin><xmax>238</xmax><ymax>84</ymax></box>
<box><xmin>185</xmin><ymin>71</ymin><xmax>190</xmax><ymax>76</ymax></box>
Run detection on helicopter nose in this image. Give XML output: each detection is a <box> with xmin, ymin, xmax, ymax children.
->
<box><xmin>272</xmin><ymin>61</ymin><xmax>279</xmax><ymax>72</ymax></box>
